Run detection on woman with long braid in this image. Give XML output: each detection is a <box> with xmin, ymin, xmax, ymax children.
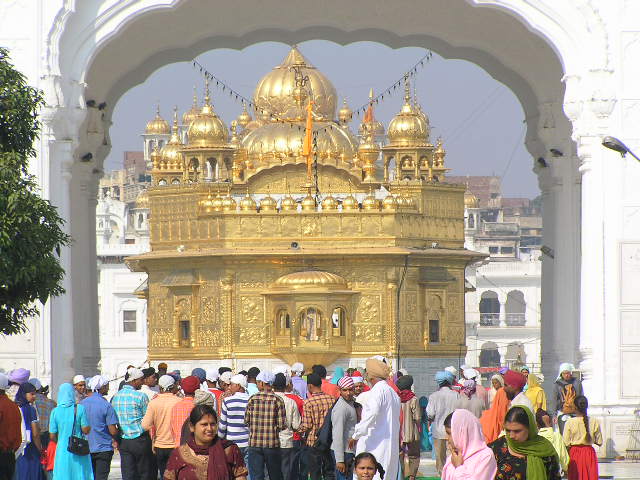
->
<box><xmin>562</xmin><ymin>395</ymin><xmax>602</xmax><ymax>480</ymax></box>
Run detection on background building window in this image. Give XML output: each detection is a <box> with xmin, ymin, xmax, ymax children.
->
<box><xmin>500</xmin><ymin>246</ymin><xmax>514</xmax><ymax>254</ymax></box>
<box><xmin>488</xmin><ymin>246</ymin><xmax>499</xmax><ymax>254</ymax></box>
<box><xmin>428</xmin><ymin>319</ymin><xmax>440</xmax><ymax>343</ymax></box>
<box><xmin>123</xmin><ymin>310</ymin><xmax>137</xmax><ymax>332</ymax></box>
<box><xmin>479</xmin><ymin>291</ymin><xmax>500</xmax><ymax>326</ymax></box>
<box><xmin>480</xmin><ymin>341</ymin><xmax>501</xmax><ymax>367</ymax></box>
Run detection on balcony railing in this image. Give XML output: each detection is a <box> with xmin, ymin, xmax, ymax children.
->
<box><xmin>479</xmin><ymin>313</ymin><xmax>500</xmax><ymax>326</ymax></box>
<box><xmin>506</xmin><ymin>313</ymin><xmax>526</xmax><ymax>326</ymax></box>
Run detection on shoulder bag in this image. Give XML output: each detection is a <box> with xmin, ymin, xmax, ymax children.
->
<box><xmin>67</xmin><ymin>404</ymin><xmax>90</xmax><ymax>456</ymax></box>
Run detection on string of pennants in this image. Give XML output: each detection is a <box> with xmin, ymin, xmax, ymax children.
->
<box><xmin>191</xmin><ymin>49</ymin><xmax>433</xmax><ymax>137</ymax></box>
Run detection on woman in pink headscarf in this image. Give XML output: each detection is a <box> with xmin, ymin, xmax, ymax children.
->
<box><xmin>441</xmin><ymin>409</ymin><xmax>497</xmax><ymax>480</ymax></box>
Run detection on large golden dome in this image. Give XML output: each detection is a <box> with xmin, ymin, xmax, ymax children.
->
<box><xmin>187</xmin><ymin>82</ymin><xmax>229</xmax><ymax>148</ymax></box>
<box><xmin>387</xmin><ymin>79</ymin><xmax>429</xmax><ymax>147</ymax></box>
<box><xmin>240</xmin><ymin>121</ymin><xmax>357</xmax><ymax>162</ymax></box>
<box><xmin>145</xmin><ymin>106</ymin><xmax>170</xmax><ymax>135</ymax></box>
<box><xmin>253</xmin><ymin>46</ymin><xmax>338</xmax><ymax>121</ymax></box>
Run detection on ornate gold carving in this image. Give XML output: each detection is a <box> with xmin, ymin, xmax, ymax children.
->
<box><xmin>301</xmin><ymin>217</ymin><xmax>320</xmax><ymax>236</ymax></box>
<box><xmin>238</xmin><ymin>327</ymin><xmax>267</xmax><ymax>345</ymax></box>
<box><xmin>353</xmin><ymin>324</ymin><xmax>384</xmax><ymax>343</ymax></box>
<box><xmin>240</xmin><ymin>296</ymin><xmax>264</xmax><ymax>324</ymax></box>
<box><xmin>356</xmin><ymin>295</ymin><xmax>380</xmax><ymax>323</ymax></box>
<box><xmin>400</xmin><ymin>324</ymin><xmax>422</xmax><ymax>344</ymax></box>
<box><xmin>197</xmin><ymin>328</ymin><xmax>222</xmax><ymax>347</ymax></box>
<box><xmin>151</xmin><ymin>328</ymin><xmax>174</xmax><ymax>348</ymax></box>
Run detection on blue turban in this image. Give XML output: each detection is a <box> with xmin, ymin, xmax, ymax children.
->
<box><xmin>191</xmin><ymin>368</ymin><xmax>206</xmax><ymax>383</ymax></box>
<box><xmin>435</xmin><ymin>371</ymin><xmax>454</xmax><ymax>386</ymax></box>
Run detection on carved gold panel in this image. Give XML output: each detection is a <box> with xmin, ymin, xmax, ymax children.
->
<box><xmin>151</xmin><ymin>328</ymin><xmax>174</xmax><ymax>348</ymax></box>
<box><xmin>356</xmin><ymin>295</ymin><xmax>380</xmax><ymax>323</ymax></box>
<box><xmin>353</xmin><ymin>324</ymin><xmax>384</xmax><ymax>343</ymax></box>
<box><xmin>239</xmin><ymin>296</ymin><xmax>264</xmax><ymax>325</ymax></box>
<box><xmin>238</xmin><ymin>326</ymin><xmax>268</xmax><ymax>345</ymax></box>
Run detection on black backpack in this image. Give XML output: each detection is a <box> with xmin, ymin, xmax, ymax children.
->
<box><xmin>313</xmin><ymin>401</ymin><xmax>336</xmax><ymax>451</ymax></box>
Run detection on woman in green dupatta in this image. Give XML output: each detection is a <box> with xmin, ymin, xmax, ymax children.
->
<box><xmin>488</xmin><ymin>405</ymin><xmax>561</xmax><ymax>480</ymax></box>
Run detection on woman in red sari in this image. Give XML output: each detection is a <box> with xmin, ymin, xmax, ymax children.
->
<box><xmin>164</xmin><ymin>404</ymin><xmax>248</xmax><ymax>480</ymax></box>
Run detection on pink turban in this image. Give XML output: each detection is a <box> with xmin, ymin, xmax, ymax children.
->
<box><xmin>503</xmin><ymin>370</ymin><xmax>526</xmax><ymax>391</ymax></box>
<box><xmin>337</xmin><ymin>376</ymin><xmax>354</xmax><ymax>389</ymax></box>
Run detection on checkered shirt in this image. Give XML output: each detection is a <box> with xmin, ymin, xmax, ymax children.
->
<box><xmin>34</xmin><ymin>393</ymin><xmax>56</xmax><ymax>432</ymax></box>
<box><xmin>170</xmin><ymin>397</ymin><xmax>195</xmax><ymax>447</ymax></box>
<box><xmin>244</xmin><ymin>391</ymin><xmax>286</xmax><ymax>448</ymax></box>
<box><xmin>299</xmin><ymin>391</ymin><xmax>335</xmax><ymax>446</ymax></box>
<box><xmin>111</xmin><ymin>385</ymin><xmax>149</xmax><ymax>439</ymax></box>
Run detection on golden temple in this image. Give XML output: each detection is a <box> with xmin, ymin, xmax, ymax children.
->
<box><xmin>127</xmin><ymin>46</ymin><xmax>484</xmax><ymax>367</ymax></box>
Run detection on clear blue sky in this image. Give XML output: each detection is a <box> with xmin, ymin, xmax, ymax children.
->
<box><xmin>105</xmin><ymin>40</ymin><xmax>538</xmax><ymax>198</ymax></box>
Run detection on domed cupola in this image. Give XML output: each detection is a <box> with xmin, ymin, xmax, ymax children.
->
<box><xmin>387</xmin><ymin>76</ymin><xmax>429</xmax><ymax>147</ymax></box>
<box><xmin>145</xmin><ymin>106</ymin><xmax>170</xmax><ymax>135</ymax></box>
<box><xmin>186</xmin><ymin>79</ymin><xmax>229</xmax><ymax>148</ymax></box>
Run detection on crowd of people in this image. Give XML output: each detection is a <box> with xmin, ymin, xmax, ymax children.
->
<box><xmin>0</xmin><ymin>360</ymin><xmax>601</xmax><ymax>480</ymax></box>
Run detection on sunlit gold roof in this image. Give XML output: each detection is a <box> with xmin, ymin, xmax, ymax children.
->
<box><xmin>236</xmin><ymin>103</ymin><xmax>252</xmax><ymax>128</ymax></box>
<box><xmin>387</xmin><ymin>78</ymin><xmax>429</xmax><ymax>147</ymax></box>
<box><xmin>464</xmin><ymin>189</ymin><xmax>479</xmax><ymax>208</ymax></box>
<box><xmin>186</xmin><ymin>80</ymin><xmax>229</xmax><ymax>148</ymax></box>
<box><xmin>338</xmin><ymin>99</ymin><xmax>353</xmax><ymax>125</ymax></box>
<box><xmin>253</xmin><ymin>46</ymin><xmax>337</xmax><ymax>121</ymax></box>
<box><xmin>272</xmin><ymin>270</ymin><xmax>348</xmax><ymax>290</ymax></box>
<box><xmin>145</xmin><ymin>106</ymin><xmax>170</xmax><ymax>135</ymax></box>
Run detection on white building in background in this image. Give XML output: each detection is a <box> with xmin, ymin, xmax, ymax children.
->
<box><xmin>95</xmin><ymin>188</ymin><xmax>150</xmax><ymax>385</ymax></box>
<box><xmin>461</xmin><ymin>184</ymin><xmax>542</xmax><ymax>377</ymax></box>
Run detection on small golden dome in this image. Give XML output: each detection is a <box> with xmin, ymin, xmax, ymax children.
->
<box><xmin>182</xmin><ymin>87</ymin><xmax>200</xmax><ymax>126</ymax></box>
<box><xmin>136</xmin><ymin>189</ymin><xmax>149</xmax><ymax>209</ymax></box>
<box><xmin>342</xmin><ymin>194</ymin><xmax>358</xmax><ymax>210</ymax></box>
<box><xmin>145</xmin><ymin>106</ymin><xmax>170</xmax><ymax>135</ymax></box>
<box><xmin>321</xmin><ymin>194</ymin><xmax>338</xmax><ymax>210</ymax></box>
<box><xmin>160</xmin><ymin>107</ymin><xmax>184</xmax><ymax>168</ymax></box>
<box><xmin>434</xmin><ymin>138</ymin><xmax>446</xmax><ymax>166</ymax></box>
<box><xmin>199</xmin><ymin>193</ymin><xmax>214</xmax><ymax>213</ymax></box>
<box><xmin>222</xmin><ymin>192</ymin><xmax>237</xmax><ymax>211</ymax></box>
<box><xmin>211</xmin><ymin>195</ymin><xmax>224</xmax><ymax>211</ymax></box>
<box><xmin>338</xmin><ymin>99</ymin><xmax>353</xmax><ymax>125</ymax></box>
<box><xmin>301</xmin><ymin>192</ymin><xmax>316</xmax><ymax>211</ymax></box>
<box><xmin>187</xmin><ymin>80</ymin><xmax>229</xmax><ymax>148</ymax></box>
<box><xmin>464</xmin><ymin>190</ymin><xmax>479</xmax><ymax>208</ymax></box>
<box><xmin>387</xmin><ymin>77</ymin><xmax>429</xmax><ymax>147</ymax></box>
<box><xmin>362</xmin><ymin>189</ymin><xmax>380</xmax><ymax>210</ymax></box>
<box><xmin>273</xmin><ymin>270</ymin><xmax>348</xmax><ymax>290</ymax></box>
<box><xmin>253</xmin><ymin>46</ymin><xmax>337</xmax><ymax>121</ymax></box>
<box><xmin>236</xmin><ymin>103</ymin><xmax>253</xmax><ymax>128</ymax></box>
<box><xmin>281</xmin><ymin>194</ymin><xmax>297</xmax><ymax>211</ymax></box>
<box><xmin>260</xmin><ymin>194</ymin><xmax>278</xmax><ymax>212</ymax></box>
<box><xmin>382</xmin><ymin>194</ymin><xmax>398</xmax><ymax>210</ymax></box>
<box><xmin>240</xmin><ymin>193</ymin><xmax>257</xmax><ymax>211</ymax></box>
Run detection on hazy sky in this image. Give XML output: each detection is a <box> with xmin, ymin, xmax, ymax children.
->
<box><xmin>105</xmin><ymin>40</ymin><xmax>538</xmax><ymax>198</ymax></box>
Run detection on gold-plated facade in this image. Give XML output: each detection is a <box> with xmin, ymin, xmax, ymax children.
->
<box><xmin>129</xmin><ymin>46</ymin><xmax>483</xmax><ymax>364</ymax></box>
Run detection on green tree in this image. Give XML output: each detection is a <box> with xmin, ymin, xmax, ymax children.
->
<box><xmin>0</xmin><ymin>47</ymin><xmax>71</xmax><ymax>335</ymax></box>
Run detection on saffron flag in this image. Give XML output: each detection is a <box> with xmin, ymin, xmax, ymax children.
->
<box><xmin>302</xmin><ymin>100</ymin><xmax>314</xmax><ymax>179</ymax></box>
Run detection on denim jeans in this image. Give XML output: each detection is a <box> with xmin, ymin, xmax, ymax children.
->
<box><xmin>119</xmin><ymin>432</ymin><xmax>153</xmax><ymax>480</ymax></box>
<box><xmin>306</xmin><ymin>446</ymin><xmax>336</xmax><ymax>480</ymax></box>
<box><xmin>248</xmin><ymin>446</ymin><xmax>283</xmax><ymax>480</ymax></box>
<box><xmin>335</xmin><ymin>452</ymin><xmax>354</xmax><ymax>480</ymax></box>
<box><xmin>90</xmin><ymin>450</ymin><xmax>114</xmax><ymax>480</ymax></box>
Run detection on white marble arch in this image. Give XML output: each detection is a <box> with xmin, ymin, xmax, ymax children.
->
<box><xmin>3</xmin><ymin>0</ymin><xmax>637</xmax><ymax>455</ymax></box>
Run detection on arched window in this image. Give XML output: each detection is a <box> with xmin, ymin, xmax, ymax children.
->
<box><xmin>276</xmin><ymin>308</ymin><xmax>290</xmax><ymax>334</ymax></box>
<box><xmin>506</xmin><ymin>290</ymin><xmax>526</xmax><ymax>326</ymax></box>
<box><xmin>479</xmin><ymin>291</ymin><xmax>500</xmax><ymax>326</ymax></box>
<box><xmin>171</xmin><ymin>178</ymin><xmax>181</xmax><ymax>185</ymax></box>
<box><xmin>506</xmin><ymin>342</ymin><xmax>526</xmax><ymax>367</ymax></box>
<box><xmin>299</xmin><ymin>307</ymin><xmax>322</xmax><ymax>341</ymax></box>
<box><xmin>113</xmin><ymin>186</ymin><xmax>120</xmax><ymax>199</ymax></box>
<box><xmin>175</xmin><ymin>298</ymin><xmax>191</xmax><ymax>348</ymax></box>
<box><xmin>137</xmin><ymin>213</ymin><xmax>144</xmax><ymax>228</ymax></box>
<box><xmin>468</xmin><ymin>214</ymin><xmax>475</xmax><ymax>228</ymax></box>
<box><xmin>206</xmin><ymin>158</ymin><xmax>217</xmax><ymax>180</ymax></box>
<box><xmin>331</xmin><ymin>307</ymin><xmax>346</xmax><ymax>336</ymax></box>
<box><xmin>480</xmin><ymin>341</ymin><xmax>500</xmax><ymax>367</ymax></box>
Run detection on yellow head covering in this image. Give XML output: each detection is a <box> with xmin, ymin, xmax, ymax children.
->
<box><xmin>524</xmin><ymin>373</ymin><xmax>547</xmax><ymax>412</ymax></box>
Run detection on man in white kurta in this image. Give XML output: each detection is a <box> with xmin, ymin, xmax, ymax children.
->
<box><xmin>351</xmin><ymin>358</ymin><xmax>400</xmax><ymax>480</ymax></box>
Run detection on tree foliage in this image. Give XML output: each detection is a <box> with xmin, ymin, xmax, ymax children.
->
<box><xmin>0</xmin><ymin>47</ymin><xmax>71</xmax><ymax>335</ymax></box>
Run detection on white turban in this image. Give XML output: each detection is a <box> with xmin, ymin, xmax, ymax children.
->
<box><xmin>463</xmin><ymin>368</ymin><xmax>479</xmax><ymax>380</ymax></box>
<box><xmin>126</xmin><ymin>368</ymin><xmax>144</xmax><ymax>381</ymax></box>
<box><xmin>219</xmin><ymin>371</ymin><xmax>233</xmax><ymax>384</ymax></box>
<box><xmin>230</xmin><ymin>374</ymin><xmax>248</xmax><ymax>388</ymax></box>
<box><xmin>291</xmin><ymin>362</ymin><xmax>304</xmax><ymax>374</ymax></box>
<box><xmin>444</xmin><ymin>366</ymin><xmax>458</xmax><ymax>377</ymax></box>
<box><xmin>72</xmin><ymin>374</ymin><xmax>86</xmax><ymax>385</ymax></box>
<box><xmin>88</xmin><ymin>375</ymin><xmax>109</xmax><ymax>392</ymax></box>
<box><xmin>158</xmin><ymin>375</ymin><xmax>176</xmax><ymax>390</ymax></box>
<box><xmin>256</xmin><ymin>371</ymin><xmax>275</xmax><ymax>385</ymax></box>
<box><xmin>205</xmin><ymin>369</ymin><xmax>219</xmax><ymax>382</ymax></box>
<box><xmin>351</xmin><ymin>376</ymin><xmax>363</xmax><ymax>384</ymax></box>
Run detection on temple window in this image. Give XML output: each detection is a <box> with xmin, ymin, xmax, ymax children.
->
<box><xmin>428</xmin><ymin>318</ymin><xmax>440</xmax><ymax>343</ymax></box>
<box><xmin>299</xmin><ymin>306</ymin><xmax>322</xmax><ymax>341</ymax></box>
<box><xmin>171</xmin><ymin>178</ymin><xmax>180</xmax><ymax>185</ymax></box>
<box><xmin>158</xmin><ymin>179</ymin><xmax>167</xmax><ymax>186</ymax></box>
<box><xmin>331</xmin><ymin>306</ymin><xmax>346</xmax><ymax>336</ymax></box>
<box><xmin>179</xmin><ymin>320</ymin><xmax>191</xmax><ymax>347</ymax></box>
<box><xmin>276</xmin><ymin>308</ymin><xmax>291</xmax><ymax>334</ymax></box>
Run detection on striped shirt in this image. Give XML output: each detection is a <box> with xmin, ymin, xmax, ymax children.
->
<box><xmin>218</xmin><ymin>392</ymin><xmax>250</xmax><ymax>448</ymax></box>
<box><xmin>170</xmin><ymin>397</ymin><xmax>195</xmax><ymax>447</ymax></box>
<box><xmin>111</xmin><ymin>385</ymin><xmax>149</xmax><ymax>439</ymax></box>
<box><xmin>244</xmin><ymin>391</ymin><xmax>286</xmax><ymax>448</ymax></box>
